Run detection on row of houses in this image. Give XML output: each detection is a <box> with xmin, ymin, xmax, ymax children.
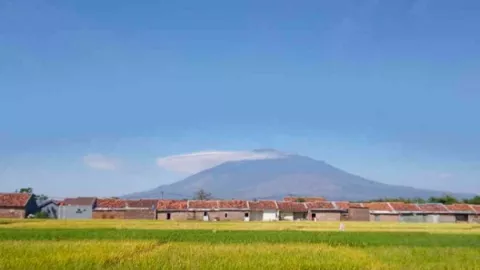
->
<box><xmin>1</xmin><ymin>193</ymin><xmax>479</xmax><ymax>223</ymax></box>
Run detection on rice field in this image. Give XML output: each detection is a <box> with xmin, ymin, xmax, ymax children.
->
<box><xmin>1</xmin><ymin>220</ymin><xmax>479</xmax><ymax>269</ymax></box>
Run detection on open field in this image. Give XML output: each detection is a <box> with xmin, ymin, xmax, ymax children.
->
<box><xmin>2</xmin><ymin>219</ymin><xmax>480</xmax><ymax>233</ymax></box>
<box><xmin>1</xmin><ymin>220</ymin><xmax>479</xmax><ymax>269</ymax></box>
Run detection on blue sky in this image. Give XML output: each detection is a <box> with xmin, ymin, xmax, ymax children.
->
<box><xmin>1</xmin><ymin>0</ymin><xmax>479</xmax><ymax>198</ymax></box>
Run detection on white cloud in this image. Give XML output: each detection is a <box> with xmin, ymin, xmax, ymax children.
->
<box><xmin>156</xmin><ymin>150</ymin><xmax>286</xmax><ymax>175</ymax></box>
<box><xmin>83</xmin><ymin>154</ymin><xmax>118</xmax><ymax>171</ymax></box>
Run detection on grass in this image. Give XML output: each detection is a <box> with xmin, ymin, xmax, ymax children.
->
<box><xmin>1</xmin><ymin>220</ymin><xmax>479</xmax><ymax>269</ymax></box>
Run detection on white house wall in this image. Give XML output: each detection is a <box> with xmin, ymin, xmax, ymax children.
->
<box><xmin>262</xmin><ymin>210</ymin><xmax>277</xmax><ymax>221</ymax></box>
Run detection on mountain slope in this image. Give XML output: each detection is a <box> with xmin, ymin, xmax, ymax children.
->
<box><xmin>124</xmin><ymin>152</ymin><xmax>473</xmax><ymax>200</ymax></box>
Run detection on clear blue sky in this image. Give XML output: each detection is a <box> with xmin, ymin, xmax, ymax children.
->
<box><xmin>1</xmin><ymin>0</ymin><xmax>479</xmax><ymax>198</ymax></box>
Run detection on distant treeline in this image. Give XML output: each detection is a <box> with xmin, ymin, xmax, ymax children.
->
<box><xmin>356</xmin><ymin>195</ymin><xmax>480</xmax><ymax>205</ymax></box>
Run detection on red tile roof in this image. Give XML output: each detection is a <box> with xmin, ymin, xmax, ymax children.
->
<box><xmin>156</xmin><ymin>200</ymin><xmax>188</xmax><ymax>210</ymax></box>
<box><xmin>417</xmin><ymin>204</ymin><xmax>449</xmax><ymax>213</ymax></box>
<box><xmin>188</xmin><ymin>200</ymin><xmax>219</xmax><ymax>209</ymax></box>
<box><xmin>470</xmin><ymin>205</ymin><xmax>480</xmax><ymax>214</ymax></box>
<box><xmin>277</xmin><ymin>201</ymin><xmax>307</xmax><ymax>212</ymax></box>
<box><xmin>349</xmin><ymin>203</ymin><xmax>365</xmax><ymax>208</ymax></box>
<box><xmin>364</xmin><ymin>202</ymin><xmax>393</xmax><ymax>212</ymax></box>
<box><xmin>389</xmin><ymin>202</ymin><xmax>421</xmax><ymax>212</ymax></box>
<box><xmin>334</xmin><ymin>201</ymin><xmax>350</xmax><ymax>210</ymax></box>
<box><xmin>305</xmin><ymin>201</ymin><xmax>335</xmax><ymax>210</ymax></box>
<box><xmin>248</xmin><ymin>200</ymin><xmax>277</xmax><ymax>210</ymax></box>
<box><xmin>218</xmin><ymin>200</ymin><xmax>248</xmax><ymax>209</ymax></box>
<box><xmin>95</xmin><ymin>199</ymin><xmax>126</xmax><ymax>209</ymax></box>
<box><xmin>63</xmin><ymin>197</ymin><xmax>96</xmax><ymax>206</ymax></box>
<box><xmin>283</xmin><ymin>197</ymin><xmax>325</xmax><ymax>202</ymax></box>
<box><xmin>127</xmin><ymin>199</ymin><xmax>158</xmax><ymax>209</ymax></box>
<box><xmin>0</xmin><ymin>193</ymin><xmax>31</xmax><ymax>208</ymax></box>
<box><xmin>445</xmin><ymin>204</ymin><xmax>475</xmax><ymax>212</ymax></box>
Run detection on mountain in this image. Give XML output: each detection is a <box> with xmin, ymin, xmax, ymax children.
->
<box><xmin>124</xmin><ymin>150</ymin><xmax>474</xmax><ymax>200</ymax></box>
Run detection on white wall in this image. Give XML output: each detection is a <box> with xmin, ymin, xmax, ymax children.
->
<box><xmin>280</xmin><ymin>212</ymin><xmax>293</xmax><ymax>221</ymax></box>
<box><xmin>262</xmin><ymin>210</ymin><xmax>277</xmax><ymax>221</ymax></box>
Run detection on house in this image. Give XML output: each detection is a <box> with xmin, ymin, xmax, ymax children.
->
<box><xmin>0</xmin><ymin>193</ymin><xmax>37</xmax><ymax>219</ymax></box>
<box><xmin>389</xmin><ymin>202</ymin><xmax>424</xmax><ymax>223</ymax></box>
<box><xmin>58</xmin><ymin>197</ymin><xmax>96</xmax><ymax>219</ymax></box>
<box><xmin>124</xmin><ymin>199</ymin><xmax>158</xmax><ymax>220</ymax></box>
<box><xmin>417</xmin><ymin>203</ymin><xmax>453</xmax><ymax>223</ymax></box>
<box><xmin>345</xmin><ymin>203</ymin><xmax>370</xmax><ymax>221</ymax></box>
<box><xmin>305</xmin><ymin>201</ymin><xmax>342</xmax><ymax>221</ymax></box>
<box><xmin>214</xmin><ymin>200</ymin><xmax>250</xmax><ymax>221</ymax></box>
<box><xmin>188</xmin><ymin>200</ymin><xmax>220</xmax><ymax>221</ymax></box>
<box><xmin>93</xmin><ymin>198</ymin><xmax>127</xmax><ymax>219</ymax></box>
<box><xmin>470</xmin><ymin>205</ymin><xmax>480</xmax><ymax>223</ymax></box>
<box><xmin>277</xmin><ymin>201</ymin><xmax>308</xmax><ymax>221</ymax></box>
<box><xmin>37</xmin><ymin>199</ymin><xmax>59</xmax><ymax>218</ymax></box>
<box><xmin>157</xmin><ymin>200</ymin><xmax>188</xmax><ymax>221</ymax></box>
<box><xmin>248</xmin><ymin>200</ymin><xmax>278</xmax><ymax>221</ymax></box>
<box><xmin>364</xmin><ymin>202</ymin><xmax>399</xmax><ymax>222</ymax></box>
<box><xmin>445</xmin><ymin>204</ymin><xmax>477</xmax><ymax>223</ymax></box>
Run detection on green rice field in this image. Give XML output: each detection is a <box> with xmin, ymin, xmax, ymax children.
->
<box><xmin>1</xmin><ymin>220</ymin><xmax>479</xmax><ymax>269</ymax></box>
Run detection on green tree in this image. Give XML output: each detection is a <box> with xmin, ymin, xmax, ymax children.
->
<box><xmin>462</xmin><ymin>196</ymin><xmax>480</xmax><ymax>205</ymax></box>
<box><xmin>428</xmin><ymin>194</ymin><xmax>459</xmax><ymax>205</ymax></box>
<box><xmin>18</xmin><ymin>187</ymin><xmax>33</xmax><ymax>194</ymax></box>
<box><xmin>193</xmin><ymin>189</ymin><xmax>213</xmax><ymax>200</ymax></box>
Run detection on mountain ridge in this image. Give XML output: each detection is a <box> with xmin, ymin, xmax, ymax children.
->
<box><xmin>124</xmin><ymin>151</ymin><xmax>475</xmax><ymax>200</ymax></box>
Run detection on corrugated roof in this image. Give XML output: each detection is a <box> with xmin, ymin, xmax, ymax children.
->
<box><xmin>248</xmin><ymin>200</ymin><xmax>277</xmax><ymax>210</ymax></box>
<box><xmin>349</xmin><ymin>203</ymin><xmax>365</xmax><ymax>208</ymax></box>
<box><xmin>445</xmin><ymin>204</ymin><xmax>475</xmax><ymax>213</ymax></box>
<box><xmin>218</xmin><ymin>200</ymin><xmax>248</xmax><ymax>209</ymax></box>
<box><xmin>470</xmin><ymin>204</ymin><xmax>480</xmax><ymax>214</ymax></box>
<box><xmin>364</xmin><ymin>202</ymin><xmax>394</xmax><ymax>212</ymax></box>
<box><xmin>63</xmin><ymin>197</ymin><xmax>96</xmax><ymax>206</ymax></box>
<box><xmin>127</xmin><ymin>199</ymin><xmax>158</xmax><ymax>209</ymax></box>
<box><xmin>156</xmin><ymin>200</ymin><xmax>188</xmax><ymax>210</ymax></box>
<box><xmin>334</xmin><ymin>201</ymin><xmax>350</xmax><ymax>210</ymax></box>
<box><xmin>0</xmin><ymin>193</ymin><xmax>32</xmax><ymax>208</ymax></box>
<box><xmin>188</xmin><ymin>200</ymin><xmax>219</xmax><ymax>209</ymax></box>
<box><xmin>389</xmin><ymin>202</ymin><xmax>421</xmax><ymax>212</ymax></box>
<box><xmin>305</xmin><ymin>201</ymin><xmax>336</xmax><ymax>210</ymax></box>
<box><xmin>277</xmin><ymin>201</ymin><xmax>308</xmax><ymax>212</ymax></box>
<box><xmin>96</xmin><ymin>199</ymin><xmax>127</xmax><ymax>209</ymax></box>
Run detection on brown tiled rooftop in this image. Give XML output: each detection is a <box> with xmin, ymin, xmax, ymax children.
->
<box><xmin>95</xmin><ymin>199</ymin><xmax>126</xmax><ymax>209</ymax></box>
<box><xmin>445</xmin><ymin>204</ymin><xmax>475</xmax><ymax>212</ymax></box>
<box><xmin>305</xmin><ymin>201</ymin><xmax>335</xmax><ymax>210</ymax></box>
<box><xmin>218</xmin><ymin>200</ymin><xmax>248</xmax><ymax>209</ymax></box>
<box><xmin>417</xmin><ymin>203</ymin><xmax>448</xmax><ymax>213</ymax></box>
<box><xmin>188</xmin><ymin>200</ymin><xmax>219</xmax><ymax>209</ymax></box>
<box><xmin>157</xmin><ymin>200</ymin><xmax>188</xmax><ymax>210</ymax></box>
<box><xmin>349</xmin><ymin>203</ymin><xmax>365</xmax><ymax>208</ymax></box>
<box><xmin>63</xmin><ymin>197</ymin><xmax>96</xmax><ymax>206</ymax></box>
<box><xmin>334</xmin><ymin>201</ymin><xmax>350</xmax><ymax>210</ymax></box>
<box><xmin>470</xmin><ymin>205</ymin><xmax>480</xmax><ymax>214</ymax></box>
<box><xmin>248</xmin><ymin>200</ymin><xmax>277</xmax><ymax>210</ymax></box>
<box><xmin>283</xmin><ymin>197</ymin><xmax>325</xmax><ymax>202</ymax></box>
<box><xmin>389</xmin><ymin>202</ymin><xmax>421</xmax><ymax>212</ymax></box>
<box><xmin>364</xmin><ymin>202</ymin><xmax>393</xmax><ymax>212</ymax></box>
<box><xmin>277</xmin><ymin>201</ymin><xmax>307</xmax><ymax>212</ymax></box>
<box><xmin>0</xmin><ymin>193</ymin><xmax>31</xmax><ymax>208</ymax></box>
<box><xmin>127</xmin><ymin>199</ymin><xmax>158</xmax><ymax>209</ymax></box>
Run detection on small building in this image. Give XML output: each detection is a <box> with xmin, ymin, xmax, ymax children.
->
<box><xmin>445</xmin><ymin>204</ymin><xmax>477</xmax><ymax>223</ymax></box>
<box><xmin>0</xmin><ymin>193</ymin><xmax>37</xmax><ymax>219</ymax></box>
<box><xmin>364</xmin><ymin>202</ymin><xmax>399</xmax><ymax>222</ymax></box>
<box><xmin>188</xmin><ymin>200</ymin><xmax>219</xmax><ymax>221</ymax></box>
<box><xmin>93</xmin><ymin>198</ymin><xmax>127</xmax><ymax>219</ymax></box>
<box><xmin>248</xmin><ymin>200</ymin><xmax>278</xmax><ymax>221</ymax></box>
<box><xmin>305</xmin><ymin>201</ymin><xmax>342</xmax><ymax>221</ymax></box>
<box><xmin>213</xmin><ymin>200</ymin><xmax>250</xmax><ymax>221</ymax></box>
<box><xmin>58</xmin><ymin>197</ymin><xmax>96</xmax><ymax>219</ymax></box>
<box><xmin>470</xmin><ymin>205</ymin><xmax>480</xmax><ymax>223</ymax></box>
<box><xmin>157</xmin><ymin>200</ymin><xmax>189</xmax><ymax>221</ymax></box>
<box><xmin>389</xmin><ymin>202</ymin><xmax>424</xmax><ymax>223</ymax></box>
<box><xmin>124</xmin><ymin>199</ymin><xmax>158</xmax><ymax>220</ymax></box>
<box><xmin>345</xmin><ymin>203</ymin><xmax>370</xmax><ymax>221</ymax></box>
<box><xmin>277</xmin><ymin>201</ymin><xmax>308</xmax><ymax>221</ymax></box>
<box><xmin>417</xmin><ymin>203</ymin><xmax>453</xmax><ymax>223</ymax></box>
<box><xmin>37</xmin><ymin>200</ymin><xmax>59</xmax><ymax>218</ymax></box>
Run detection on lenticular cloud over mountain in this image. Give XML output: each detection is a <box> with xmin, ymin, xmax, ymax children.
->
<box><xmin>156</xmin><ymin>150</ymin><xmax>287</xmax><ymax>175</ymax></box>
